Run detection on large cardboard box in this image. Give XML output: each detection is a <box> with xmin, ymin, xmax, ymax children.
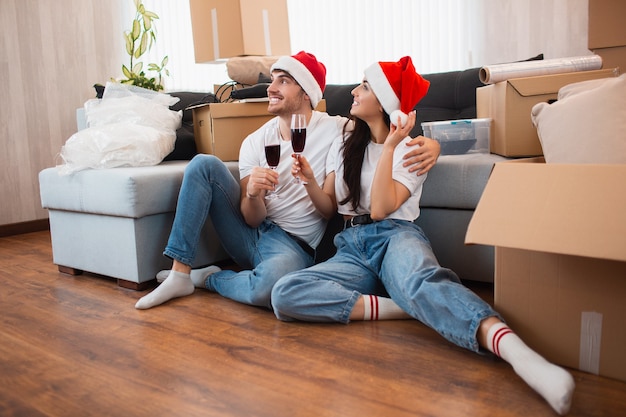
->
<box><xmin>476</xmin><ymin>69</ymin><xmax>618</xmax><ymax>157</ymax></box>
<box><xmin>189</xmin><ymin>0</ymin><xmax>291</xmax><ymax>62</ymax></box>
<box><xmin>465</xmin><ymin>158</ymin><xmax>626</xmax><ymax>382</ymax></box>
<box><xmin>192</xmin><ymin>101</ymin><xmax>274</xmax><ymax>161</ymax></box>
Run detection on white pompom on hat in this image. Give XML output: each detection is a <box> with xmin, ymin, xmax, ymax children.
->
<box><xmin>364</xmin><ymin>56</ymin><xmax>430</xmax><ymax>127</ymax></box>
<box><xmin>270</xmin><ymin>51</ymin><xmax>327</xmax><ymax>108</ymax></box>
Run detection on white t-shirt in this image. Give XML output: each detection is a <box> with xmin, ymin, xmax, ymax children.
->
<box><xmin>239</xmin><ymin>111</ymin><xmax>346</xmax><ymax>248</ymax></box>
<box><xmin>327</xmin><ymin>136</ymin><xmax>427</xmax><ymax>221</ymax></box>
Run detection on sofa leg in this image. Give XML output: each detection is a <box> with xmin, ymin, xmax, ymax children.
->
<box><xmin>117</xmin><ymin>278</ymin><xmax>155</xmax><ymax>291</ymax></box>
<box><xmin>58</xmin><ymin>265</ymin><xmax>83</xmax><ymax>275</ymax></box>
<box><xmin>57</xmin><ymin>264</ymin><xmax>154</xmax><ymax>291</ymax></box>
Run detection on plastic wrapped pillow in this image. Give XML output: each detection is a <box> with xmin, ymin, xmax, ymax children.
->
<box><xmin>58</xmin><ymin>82</ymin><xmax>182</xmax><ymax>175</ymax></box>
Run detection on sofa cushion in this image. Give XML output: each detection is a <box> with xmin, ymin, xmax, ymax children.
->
<box><xmin>531</xmin><ymin>74</ymin><xmax>626</xmax><ymax>164</ymax></box>
<box><xmin>420</xmin><ymin>153</ymin><xmax>508</xmax><ymax>209</ymax></box>
<box><xmin>165</xmin><ymin>91</ymin><xmax>219</xmax><ymax>161</ymax></box>
<box><xmin>39</xmin><ymin>161</ymin><xmax>240</xmax><ymax>218</ymax></box>
<box><xmin>416</xmin><ymin>68</ymin><xmax>483</xmax><ymax>132</ymax></box>
<box><xmin>169</xmin><ymin>91</ymin><xmax>216</xmax><ymax>124</ymax></box>
<box><xmin>323</xmin><ymin>83</ymin><xmax>359</xmax><ymax>118</ymax></box>
<box><xmin>163</xmin><ymin>124</ymin><xmax>197</xmax><ymax>161</ymax></box>
<box><xmin>323</xmin><ymin>67</ymin><xmax>484</xmax><ymax>138</ymax></box>
<box><xmin>40</xmin><ymin>162</ymin><xmax>188</xmax><ymax>218</ymax></box>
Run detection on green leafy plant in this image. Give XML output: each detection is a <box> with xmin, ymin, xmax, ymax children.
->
<box><xmin>118</xmin><ymin>0</ymin><xmax>169</xmax><ymax>91</ymax></box>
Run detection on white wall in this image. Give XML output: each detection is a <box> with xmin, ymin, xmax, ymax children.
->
<box><xmin>469</xmin><ymin>0</ymin><xmax>590</xmax><ymax>66</ymax></box>
<box><xmin>286</xmin><ymin>0</ymin><xmax>591</xmax><ymax>83</ymax></box>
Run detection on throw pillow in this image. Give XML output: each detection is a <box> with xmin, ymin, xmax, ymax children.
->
<box><xmin>531</xmin><ymin>74</ymin><xmax>626</xmax><ymax>163</ymax></box>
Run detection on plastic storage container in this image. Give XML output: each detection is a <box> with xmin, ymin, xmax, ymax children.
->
<box><xmin>421</xmin><ymin>118</ymin><xmax>491</xmax><ymax>155</ymax></box>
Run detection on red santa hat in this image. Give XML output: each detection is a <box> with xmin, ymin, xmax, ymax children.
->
<box><xmin>270</xmin><ymin>51</ymin><xmax>327</xmax><ymax>108</ymax></box>
<box><xmin>364</xmin><ymin>56</ymin><xmax>430</xmax><ymax>127</ymax></box>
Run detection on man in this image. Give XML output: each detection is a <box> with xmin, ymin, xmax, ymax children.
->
<box><xmin>135</xmin><ymin>51</ymin><xmax>440</xmax><ymax>310</ymax></box>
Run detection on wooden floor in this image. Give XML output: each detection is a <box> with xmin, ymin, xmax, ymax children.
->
<box><xmin>1</xmin><ymin>231</ymin><xmax>624</xmax><ymax>417</ymax></box>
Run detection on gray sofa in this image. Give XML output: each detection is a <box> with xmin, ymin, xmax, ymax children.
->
<box><xmin>39</xmin><ymin>67</ymin><xmax>507</xmax><ymax>289</ymax></box>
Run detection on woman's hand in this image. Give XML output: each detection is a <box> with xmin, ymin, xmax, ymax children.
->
<box><xmin>294</xmin><ymin>155</ymin><xmax>337</xmax><ymax>219</ymax></box>
<box><xmin>386</xmin><ymin>111</ymin><xmax>416</xmax><ymax>149</ymax></box>
<box><xmin>291</xmin><ymin>154</ymin><xmax>315</xmax><ymax>184</ymax></box>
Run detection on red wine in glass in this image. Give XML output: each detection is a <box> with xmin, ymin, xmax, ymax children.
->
<box><xmin>291</xmin><ymin>128</ymin><xmax>306</xmax><ymax>154</ymax></box>
<box><xmin>265</xmin><ymin>144</ymin><xmax>281</xmax><ymax>167</ymax></box>
<box><xmin>264</xmin><ymin>125</ymin><xmax>281</xmax><ymax>199</ymax></box>
<box><xmin>291</xmin><ymin>114</ymin><xmax>307</xmax><ymax>184</ymax></box>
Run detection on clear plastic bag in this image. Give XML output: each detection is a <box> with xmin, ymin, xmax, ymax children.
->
<box><xmin>58</xmin><ymin>82</ymin><xmax>182</xmax><ymax>175</ymax></box>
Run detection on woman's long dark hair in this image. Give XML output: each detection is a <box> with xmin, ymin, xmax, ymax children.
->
<box><xmin>339</xmin><ymin>111</ymin><xmax>390</xmax><ymax>211</ymax></box>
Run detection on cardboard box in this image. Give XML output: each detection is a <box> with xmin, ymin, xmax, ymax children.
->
<box><xmin>465</xmin><ymin>158</ymin><xmax>626</xmax><ymax>382</ymax></box>
<box><xmin>476</xmin><ymin>69</ymin><xmax>618</xmax><ymax>157</ymax></box>
<box><xmin>192</xmin><ymin>101</ymin><xmax>274</xmax><ymax>161</ymax></box>
<box><xmin>189</xmin><ymin>0</ymin><xmax>291</xmax><ymax>62</ymax></box>
<box><xmin>213</xmin><ymin>83</ymin><xmax>246</xmax><ymax>102</ymax></box>
<box><xmin>192</xmin><ymin>100</ymin><xmax>326</xmax><ymax>161</ymax></box>
<box><xmin>588</xmin><ymin>1</ymin><xmax>626</xmax><ymax>72</ymax></box>
<box><xmin>588</xmin><ymin>0</ymin><xmax>626</xmax><ymax>49</ymax></box>
<box><xmin>592</xmin><ymin>46</ymin><xmax>626</xmax><ymax>72</ymax></box>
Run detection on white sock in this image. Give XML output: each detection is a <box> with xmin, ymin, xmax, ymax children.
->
<box><xmin>362</xmin><ymin>295</ymin><xmax>411</xmax><ymax>320</ymax></box>
<box><xmin>487</xmin><ymin>323</ymin><xmax>575</xmax><ymax>415</ymax></box>
<box><xmin>135</xmin><ymin>270</ymin><xmax>195</xmax><ymax>309</ymax></box>
<box><xmin>156</xmin><ymin>265</ymin><xmax>222</xmax><ymax>287</ymax></box>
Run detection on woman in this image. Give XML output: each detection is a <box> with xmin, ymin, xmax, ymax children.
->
<box><xmin>271</xmin><ymin>57</ymin><xmax>575</xmax><ymax>415</ymax></box>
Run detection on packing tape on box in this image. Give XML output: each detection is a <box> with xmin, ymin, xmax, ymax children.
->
<box><xmin>262</xmin><ymin>9</ymin><xmax>272</xmax><ymax>56</ymax></box>
<box><xmin>211</xmin><ymin>8</ymin><xmax>220</xmax><ymax>60</ymax></box>
<box><xmin>480</xmin><ymin>55</ymin><xmax>603</xmax><ymax>84</ymax></box>
<box><xmin>579</xmin><ymin>311</ymin><xmax>602</xmax><ymax>375</ymax></box>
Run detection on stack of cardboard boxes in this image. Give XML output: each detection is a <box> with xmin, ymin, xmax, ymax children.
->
<box><xmin>467</xmin><ymin>0</ymin><xmax>626</xmax><ymax>382</ymax></box>
<box><xmin>189</xmin><ymin>0</ymin><xmax>290</xmax><ymax>63</ymax></box>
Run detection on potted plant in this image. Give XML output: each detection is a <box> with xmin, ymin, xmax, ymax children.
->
<box><xmin>96</xmin><ymin>0</ymin><xmax>169</xmax><ymax>97</ymax></box>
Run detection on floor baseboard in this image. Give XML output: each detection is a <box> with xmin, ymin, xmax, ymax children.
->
<box><xmin>0</xmin><ymin>219</ymin><xmax>50</xmax><ymax>237</ymax></box>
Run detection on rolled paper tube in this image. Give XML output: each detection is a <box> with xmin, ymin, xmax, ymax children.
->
<box><xmin>479</xmin><ymin>55</ymin><xmax>603</xmax><ymax>84</ymax></box>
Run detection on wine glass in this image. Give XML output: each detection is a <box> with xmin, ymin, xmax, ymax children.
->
<box><xmin>264</xmin><ymin>124</ymin><xmax>281</xmax><ymax>200</ymax></box>
<box><xmin>291</xmin><ymin>113</ymin><xmax>307</xmax><ymax>184</ymax></box>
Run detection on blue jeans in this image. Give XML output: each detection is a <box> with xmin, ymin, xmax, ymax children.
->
<box><xmin>271</xmin><ymin>219</ymin><xmax>500</xmax><ymax>352</ymax></box>
<box><xmin>164</xmin><ymin>154</ymin><xmax>314</xmax><ymax>309</ymax></box>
